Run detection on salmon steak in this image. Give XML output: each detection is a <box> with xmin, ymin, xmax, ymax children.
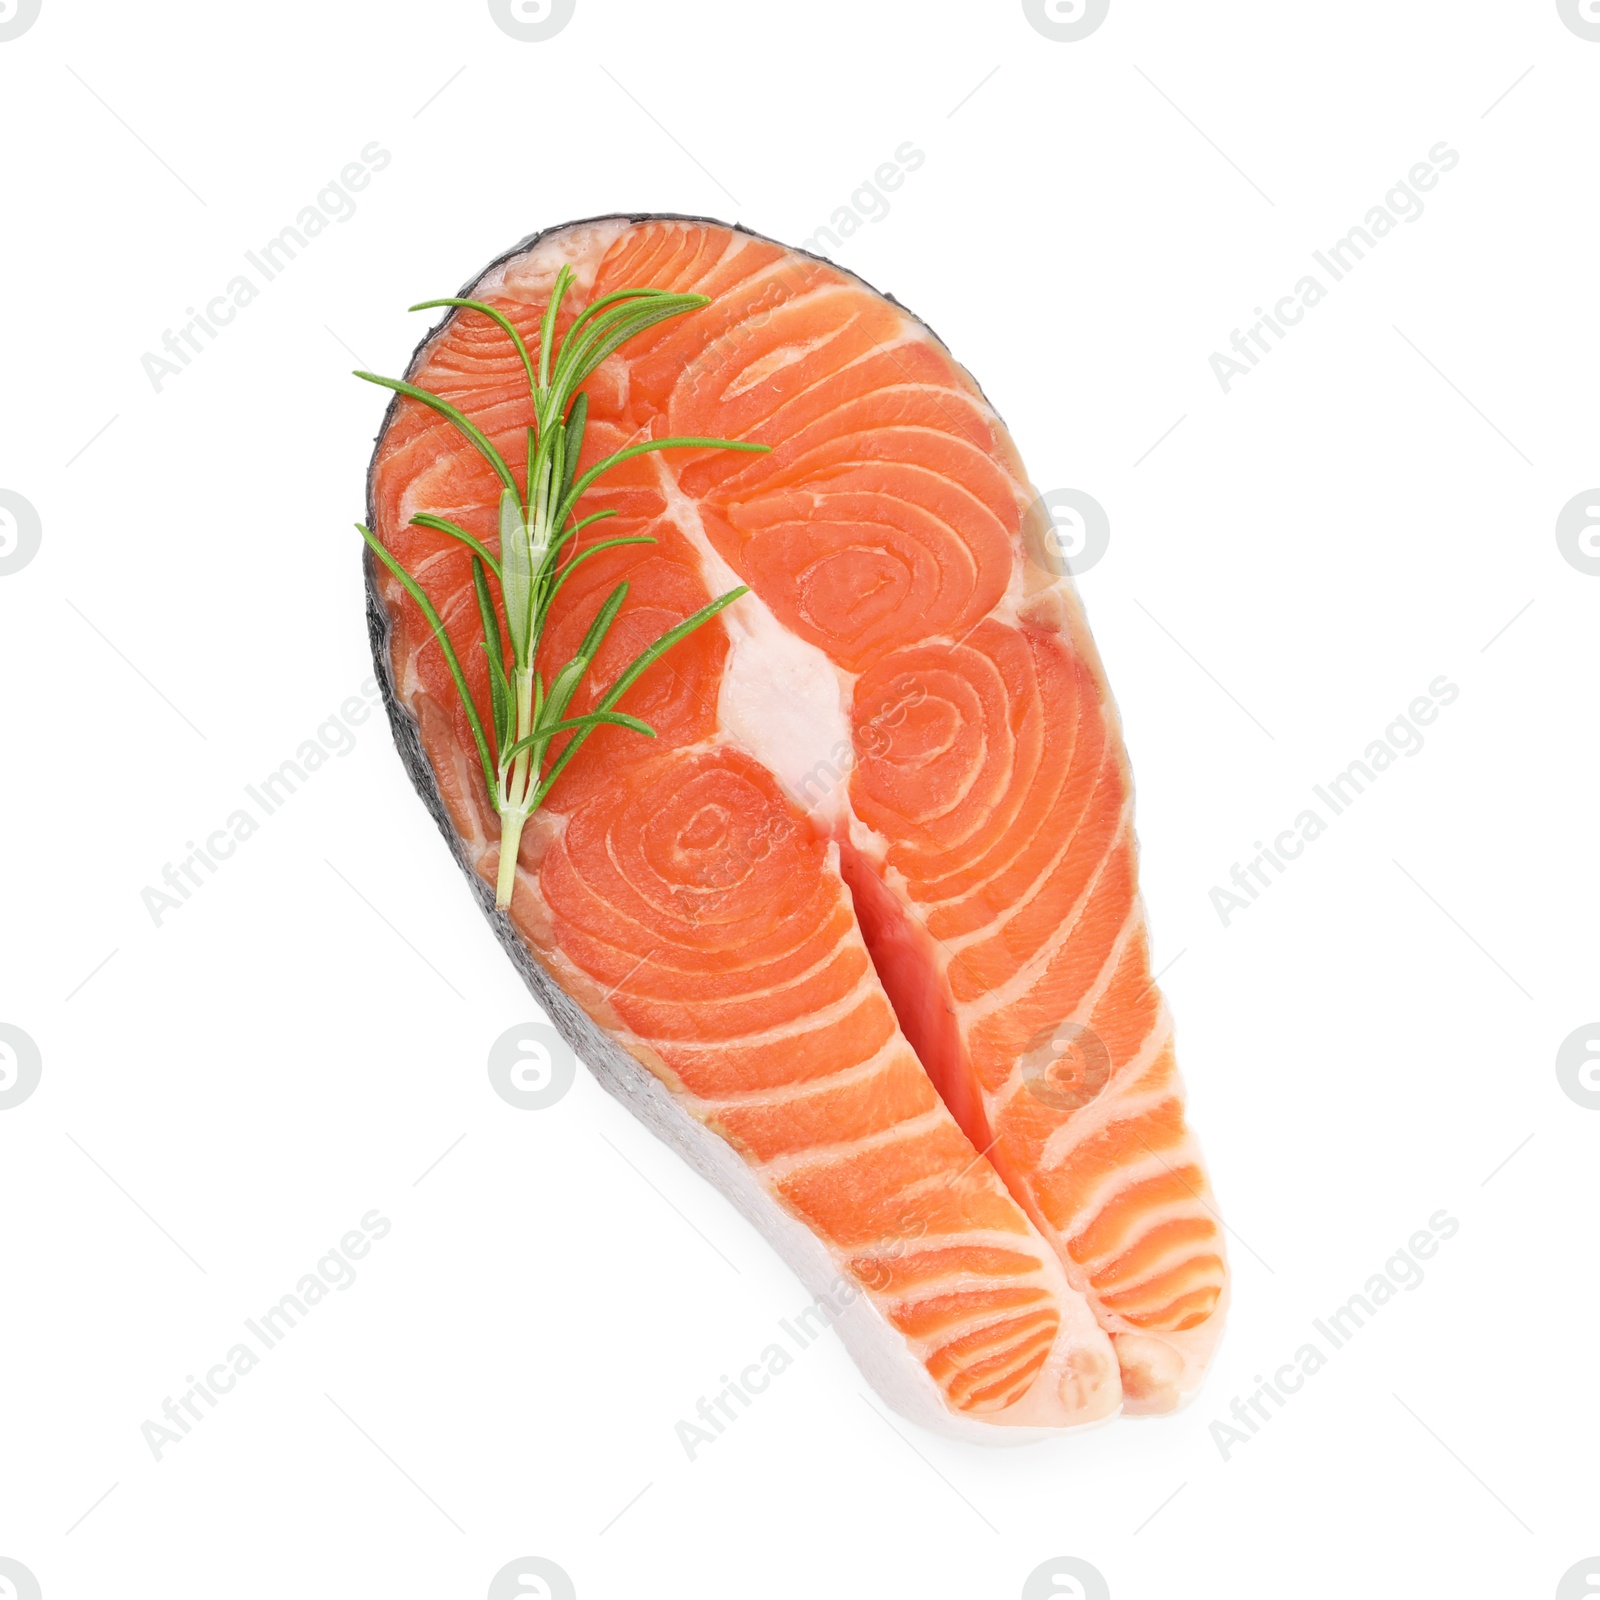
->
<box><xmin>362</xmin><ymin>214</ymin><xmax>1228</xmax><ymax>1439</ymax></box>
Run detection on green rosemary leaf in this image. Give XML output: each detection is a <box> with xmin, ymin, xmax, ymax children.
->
<box><xmin>353</xmin><ymin>371</ymin><xmax>517</xmax><ymax>497</ymax></box>
<box><xmin>357</xmin><ymin>523</ymin><xmax>497</xmax><ymax>803</ymax></box>
<box><xmin>559</xmin><ymin>391</ymin><xmax>588</xmax><ymax>502</ymax></box>
<box><xmin>498</xmin><ymin>709</ymin><xmax>654</xmax><ymax>767</ymax></box>
<box><xmin>548</xmin><ymin>425</ymin><xmax>567</xmax><ymax>530</ymax></box>
<box><xmin>576</xmin><ymin>580</ymin><xmax>629</xmax><ymax>664</ymax></box>
<box><xmin>537</xmin><ymin>264</ymin><xmax>573</xmax><ymax>397</ymax></box>
<box><xmin>541</xmin><ymin>651</ymin><xmax>592</xmax><ymax>729</ymax></box>
<box><xmin>499</xmin><ymin>487</ymin><xmax>533</xmax><ymax>665</ymax></box>
<box><xmin>601</xmin><ymin>585</ymin><xmax>747</xmax><ymax>698</ymax></box>
<box><xmin>531</xmin><ymin>575</ymin><xmax>629</xmax><ymax>749</ymax></box>
<box><xmin>548</xmin><ymin>508</ymin><xmax>619</xmax><ymax>561</ymax></box>
<box><xmin>532</xmin><ymin>586</ymin><xmax>748</xmax><ymax>807</ymax></box>
<box><xmin>410</xmin><ymin>298</ymin><xmax>537</xmax><ymax>402</ymax></box>
<box><xmin>545</xmin><ymin>537</ymin><xmax>657</xmax><ymax>605</ymax></box>
<box><xmin>484</xmin><ymin>640</ymin><xmax>513</xmax><ymax>758</ymax></box>
<box><xmin>472</xmin><ymin>555</ymin><xmax>509</xmax><ymax>754</ymax></box>
<box><xmin>561</xmin><ymin>286</ymin><xmax>696</xmax><ymax>347</ymax></box>
<box><xmin>554</xmin><ymin>295</ymin><xmax>710</xmax><ymax>398</ymax></box>
<box><xmin>543</xmin><ymin>711</ymin><xmax>656</xmax><ymax>739</ymax></box>
<box><xmin>410</xmin><ymin>513</ymin><xmax>502</xmax><ymax>580</ymax></box>
<box><xmin>554</xmin><ymin>436</ymin><xmax>770</xmax><ymax>535</ymax></box>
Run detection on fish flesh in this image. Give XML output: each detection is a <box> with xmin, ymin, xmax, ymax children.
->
<box><xmin>364</xmin><ymin>215</ymin><xmax>1228</xmax><ymax>1439</ymax></box>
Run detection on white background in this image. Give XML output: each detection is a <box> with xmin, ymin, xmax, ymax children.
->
<box><xmin>2</xmin><ymin>2</ymin><xmax>1597</xmax><ymax>1597</ymax></box>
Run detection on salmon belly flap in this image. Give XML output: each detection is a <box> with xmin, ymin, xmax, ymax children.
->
<box><xmin>366</xmin><ymin>215</ymin><xmax>1228</xmax><ymax>1435</ymax></box>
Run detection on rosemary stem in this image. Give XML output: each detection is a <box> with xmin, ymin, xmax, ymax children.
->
<box><xmin>495</xmin><ymin>808</ymin><xmax>528</xmax><ymax>910</ymax></box>
<box><xmin>495</xmin><ymin>666</ymin><xmax>539</xmax><ymax>909</ymax></box>
<box><xmin>509</xmin><ymin>666</ymin><xmax>536</xmax><ymax>802</ymax></box>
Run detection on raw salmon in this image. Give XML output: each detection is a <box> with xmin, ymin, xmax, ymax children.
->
<box><xmin>364</xmin><ymin>215</ymin><xmax>1228</xmax><ymax>1437</ymax></box>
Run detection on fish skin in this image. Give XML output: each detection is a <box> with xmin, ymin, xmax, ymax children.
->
<box><xmin>362</xmin><ymin>215</ymin><xmax>1227</xmax><ymax>1436</ymax></box>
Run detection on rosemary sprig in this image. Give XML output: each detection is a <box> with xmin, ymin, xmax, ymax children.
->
<box><xmin>355</xmin><ymin>268</ymin><xmax>767</xmax><ymax>909</ymax></box>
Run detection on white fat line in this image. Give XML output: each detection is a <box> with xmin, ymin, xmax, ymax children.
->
<box><xmin>757</xmin><ymin>420</ymin><xmax>1011</xmax><ymax>505</ymax></box>
<box><xmin>1098</xmin><ymin>1261</ymin><xmax>1226</xmax><ymax>1323</ymax></box>
<box><xmin>709</xmin><ymin>339</ymin><xmax>956</xmax><ymax>434</ymax></box>
<box><xmin>687</xmin><ymin>1036</ymin><xmax>909</xmax><ymax>1109</ymax></box>
<box><xmin>528</xmin><ymin>784</ymin><xmax>861</xmax><ymax>991</ymax></box>
<box><xmin>933</xmin><ymin>737</ymin><xmax>1112</xmax><ymax>955</ymax></box>
<box><xmin>396</xmin><ymin>482</ymin><xmax>481</xmax><ymax>531</ymax></box>
<box><xmin>1084</xmin><ymin>1195</ymin><xmax>1223</xmax><ymax>1277</ymax></box>
<box><xmin>589</xmin><ymin>934</ymin><xmax>873</xmax><ymax>1021</ymax></box>
<box><xmin>1092</xmin><ymin>1232</ymin><xmax>1227</xmax><ymax>1303</ymax></box>
<box><xmin>764</xmin><ymin>390</ymin><xmax>998</xmax><ymax>448</ymax></box>
<box><xmin>1030</xmin><ymin>1086</ymin><xmax>1188</xmax><ymax>1206</ymax></box>
<box><xmin>884</xmin><ymin>1269</ymin><xmax>1061</xmax><ymax>1313</ymax></box>
<box><xmin>721</xmin><ymin>332</ymin><xmax>838</xmax><ymax>402</ymax></box>
<box><xmin>860</xmin><ymin>663</ymin><xmax>1040</xmax><ymax>853</ymax></box>
<box><xmin>649</xmin><ymin>976</ymin><xmax>885</xmax><ymax>1052</ymax></box>
<box><xmin>756</xmin><ymin>1106</ymin><xmax>950</xmax><ymax>1183</ymax></box>
<box><xmin>778</xmin><ymin>478</ymin><xmax>1011</xmax><ymax>575</ymax></box>
<box><xmin>393</xmin><ymin>390</ymin><xmax>531</xmax><ymax>477</ymax></box>
<box><xmin>1032</xmin><ymin>1073</ymin><xmax>1184</xmax><ymax>1186</ymax></box>
<box><xmin>1058</xmin><ymin>1141</ymin><xmax>1212</xmax><ymax>1260</ymax></box>
<box><xmin>1001</xmin><ymin>1006</ymin><xmax>1176</xmax><ymax>1163</ymax></box>
<box><xmin>956</xmin><ymin>802</ymin><xmax>1134</xmax><ymax>1024</ymax></box>
<box><xmin>911</xmin><ymin>719</ymin><xmax>995</xmax><ymax>834</ymax></box>
<box><xmin>1070</xmin><ymin>1195</ymin><xmax>1221</xmax><ymax>1277</ymax></box>
<box><xmin>848</xmin><ymin>1227</ymin><xmax>1055</xmax><ymax>1265</ymax></box>
<box><xmin>904</xmin><ymin>1302</ymin><xmax>1066</xmax><ymax>1372</ymax></box>
<box><xmin>677</xmin><ymin>297</ymin><xmax>928</xmax><ymax>428</ymax></box>
<box><xmin>545</xmin><ymin>899</ymin><xmax>840</xmax><ymax>993</ymax></box>
<box><xmin>440</xmin><ymin>740</ymin><xmax>495</xmax><ymax>860</ymax></box>
<box><xmin>689</xmin><ymin>266</ymin><xmax>928</xmax><ymax>363</ymax></box>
